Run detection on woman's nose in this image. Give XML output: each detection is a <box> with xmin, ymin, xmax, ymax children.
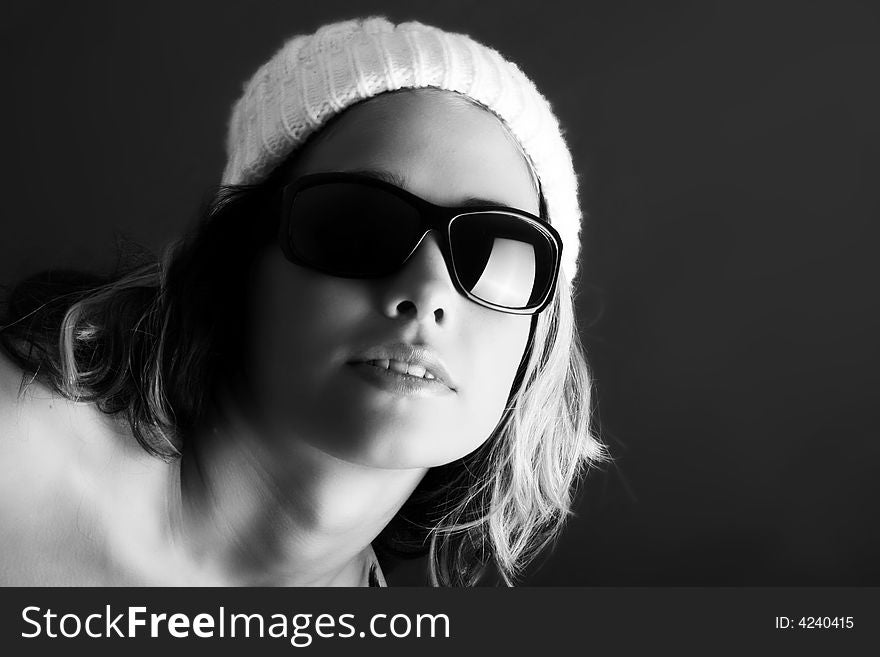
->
<box><xmin>380</xmin><ymin>232</ymin><xmax>458</xmax><ymax>325</ymax></box>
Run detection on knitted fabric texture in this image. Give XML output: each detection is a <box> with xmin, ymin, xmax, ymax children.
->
<box><xmin>222</xmin><ymin>17</ymin><xmax>582</xmax><ymax>280</ymax></box>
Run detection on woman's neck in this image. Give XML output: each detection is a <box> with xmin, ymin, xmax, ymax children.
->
<box><xmin>166</xmin><ymin>408</ymin><xmax>427</xmax><ymax>586</ymax></box>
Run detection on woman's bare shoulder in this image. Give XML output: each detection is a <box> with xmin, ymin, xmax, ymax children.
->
<box><xmin>0</xmin><ymin>348</ymin><xmax>126</xmax><ymax>508</ymax></box>
<box><xmin>0</xmin><ymin>349</ymin><xmax>126</xmax><ymax>583</ymax></box>
<box><xmin>0</xmin><ymin>348</ymin><xmax>54</xmax><ymax>452</ymax></box>
<box><xmin>0</xmin><ymin>349</ymin><xmax>179</xmax><ymax>585</ymax></box>
<box><xmin>1</xmin><ymin>348</ymin><xmax>80</xmax><ymax>452</ymax></box>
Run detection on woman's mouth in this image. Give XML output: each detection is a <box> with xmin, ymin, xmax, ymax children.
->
<box><xmin>363</xmin><ymin>359</ymin><xmax>437</xmax><ymax>380</ymax></box>
<box><xmin>347</xmin><ymin>360</ymin><xmax>454</xmax><ymax>397</ymax></box>
<box><xmin>346</xmin><ymin>343</ymin><xmax>457</xmax><ymax>397</ymax></box>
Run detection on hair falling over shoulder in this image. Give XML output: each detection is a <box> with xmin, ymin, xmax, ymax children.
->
<box><xmin>0</xmin><ymin>182</ymin><xmax>276</xmax><ymax>460</ymax></box>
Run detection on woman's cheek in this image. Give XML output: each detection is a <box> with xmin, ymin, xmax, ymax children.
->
<box><xmin>246</xmin><ymin>256</ymin><xmax>364</xmax><ymax>414</ymax></box>
<box><xmin>460</xmin><ymin>313</ymin><xmax>532</xmax><ymax>440</ymax></box>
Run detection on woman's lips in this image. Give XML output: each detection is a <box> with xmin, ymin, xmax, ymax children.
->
<box><xmin>347</xmin><ymin>343</ymin><xmax>458</xmax><ymax>396</ymax></box>
<box><xmin>347</xmin><ymin>360</ymin><xmax>455</xmax><ymax>397</ymax></box>
<box><xmin>363</xmin><ymin>358</ymin><xmax>437</xmax><ymax>380</ymax></box>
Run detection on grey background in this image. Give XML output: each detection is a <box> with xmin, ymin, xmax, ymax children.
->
<box><xmin>1</xmin><ymin>0</ymin><xmax>878</xmax><ymax>584</ymax></box>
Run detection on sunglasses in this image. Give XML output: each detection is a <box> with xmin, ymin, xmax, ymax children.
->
<box><xmin>278</xmin><ymin>172</ymin><xmax>562</xmax><ymax>314</ymax></box>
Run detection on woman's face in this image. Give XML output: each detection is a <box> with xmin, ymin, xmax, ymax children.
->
<box><xmin>246</xmin><ymin>90</ymin><xmax>539</xmax><ymax>469</ymax></box>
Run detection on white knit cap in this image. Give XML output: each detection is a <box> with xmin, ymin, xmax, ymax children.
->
<box><xmin>222</xmin><ymin>17</ymin><xmax>582</xmax><ymax>280</ymax></box>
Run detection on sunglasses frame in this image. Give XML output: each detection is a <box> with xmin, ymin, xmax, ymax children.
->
<box><xmin>278</xmin><ymin>172</ymin><xmax>563</xmax><ymax>315</ymax></box>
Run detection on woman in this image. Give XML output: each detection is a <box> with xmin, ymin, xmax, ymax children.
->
<box><xmin>0</xmin><ymin>17</ymin><xmax>605</xmax><ymax>586</ymax></box>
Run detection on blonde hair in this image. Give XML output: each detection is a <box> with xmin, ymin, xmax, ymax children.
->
<box><xmin>413</xmin><ymin>271</ymin><xmax>606</xmax><ymax>585</ymax></box>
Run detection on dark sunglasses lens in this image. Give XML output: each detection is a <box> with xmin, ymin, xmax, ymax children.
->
<box><xmin>450</xmin><ymin>213</ymin><xmax>555</xmax><ymax>310</ymax></box>
<box><xmin>288</xmin><ymin>183</ymin><xmax>422</xmax><ymax>275</ymax></box>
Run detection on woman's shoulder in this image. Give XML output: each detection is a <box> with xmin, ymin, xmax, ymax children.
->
<box><xmin>0</xmin><ymin>347</ymin><xmax>116</xmax><ymax>457</ymax></box>
<box><xmin>0</xmin><ymin>347</ymin><xmax>98</xmax><ymax>493</ymax></box>
<box><xmin>0</xmin><ymin>348</ymin><xmax>144</xmax><ymax>584</ymax></box>
<box><xmin>0</xmin><ymin>347</ymin><xmax>62</xmax><ymax>456</ymax></box>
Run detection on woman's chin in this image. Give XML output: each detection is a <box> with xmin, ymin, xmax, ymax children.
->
<box><xmin>290</xmin><ymin>415</ymin><xmax>481</xmax><ymax>470</ymax></box>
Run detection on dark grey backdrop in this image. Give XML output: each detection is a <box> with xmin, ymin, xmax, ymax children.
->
<box><xmin>2</xmin><ymin>0</ymin><xmax>877</xmax><ymax>585</ymax></box>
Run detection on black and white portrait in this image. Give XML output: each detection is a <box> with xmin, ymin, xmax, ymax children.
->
<box><xmin>0</xmin><ymin>0</ymin><xmax>876</xmax><ymax>593</ymax></box>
